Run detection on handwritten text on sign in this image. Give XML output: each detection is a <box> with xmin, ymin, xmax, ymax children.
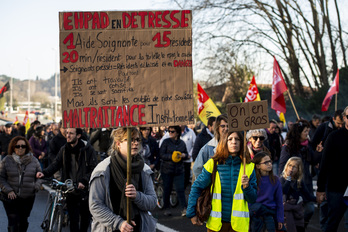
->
<box><xmin>227</xmin><ymin>101</ymin><xmax>269</xmax><ymax>131</ymax></box>
<box><xmin>59</xmin><ymin>11</ymin><xmax>193</xmax><ymax>128</ymax></box>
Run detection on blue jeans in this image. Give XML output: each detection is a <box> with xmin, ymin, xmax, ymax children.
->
<box><xmin>303</xmin><ymin>201</ymin><xmax>314</xmax><ymax>226</ymax></box>
<box><xmin>161</xmin><ymin>172</ymin><xmax>187</xmax><ymax>209</ymax></box>
<box><xmin>323</xmin><ymin>191</ymin><xmax>348</xmax><ymax>232</ymax></box>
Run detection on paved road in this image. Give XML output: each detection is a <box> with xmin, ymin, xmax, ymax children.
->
<box><xmin>0</xmin><ymin>188</ymin><xmax>345</xmax><ymax>231</ymax></box>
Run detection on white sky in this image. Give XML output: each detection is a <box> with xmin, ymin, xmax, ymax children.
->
<box><xmin>0</xmin><ymin>0</ymin><xmax>177</xmax><ymax>80</ymax></box>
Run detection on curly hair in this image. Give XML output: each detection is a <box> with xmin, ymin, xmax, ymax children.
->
<box><xmin>285</xmin><ymin>119</ymin><xmax>310</xmax><ymax>153</ymax></box>
<box><xmin>213</xmin><ymin>131</ymin><xmax>251</xmax><ymax>164</ymax></box>
<box><xmin>8</xmin><ymin>136</ymin><xmax>32</xmax><ymax>155</ymax></box>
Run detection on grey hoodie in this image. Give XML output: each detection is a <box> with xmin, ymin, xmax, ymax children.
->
<box><xmin>89</xmin><ymin>156</ymin><xmax>157</xmax><ymax>232</ymax></box>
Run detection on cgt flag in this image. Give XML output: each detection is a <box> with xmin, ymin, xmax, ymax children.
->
<box><xmin>322</xmin><ymin>69</ymin><xmax>339</xmax><ymax>112</ymax></box>
<box><xmin>272</xmin><ymin>57</ymin><xmax>288</xmax><ymax>114</ymax></box>
<box><xmin>244</xmin><ymin>76</ymin><xmax>261</xmax><ymax>102</ymax></box>
<box><xmin>0</xmin><ymin>81</ymin><xmax>10</xmax><ymax>98</ymax></box>
<box><xmin>197</xmin><ymin>83</ymin><xmax>221</xmax><ymax>126</ymax></box>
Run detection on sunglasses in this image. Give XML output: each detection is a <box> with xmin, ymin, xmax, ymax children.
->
<box><xmin>15</xmin><ymin>145</ymin><xmax>27</xmax><ymax>149</ymax></box>
<box><xmin>168</xmin><ymin>130</ymin><xmax>176</xmax><ymax>133</ymax></box>
<box><xmin>251</xmin><ymin>136</ymin><xmax>265</xmax><ymax>141</ymax></box>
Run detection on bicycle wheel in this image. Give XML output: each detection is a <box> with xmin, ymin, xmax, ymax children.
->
<box><xmin>156</xmin><ymin>185</ymin><xmax>164</xmax><ymax>209</ymax></box>
<box><xmin>49</xmin><ymin>207</ymin><xmax>63</xmax><ymax>232</ymax></box>
<box><xmin>170</xmin><ymin>190</ymin><xmax>178</xmax><ymax>207</ymax></box>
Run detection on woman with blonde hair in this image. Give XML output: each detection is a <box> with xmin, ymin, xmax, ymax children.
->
<box><xmin>187</xmin><ymin>131</ymin><xmax>257</xmax><ymax>232</ymax></box>
<box><xmin>89</xmin><ymin>127</ymin><xmax>157</xmax><ymax>232</ymax></box>
<box><xmin>280</xmin><ymin>157</ymin><xmax>316</xmax><ymax>232</ymax></box>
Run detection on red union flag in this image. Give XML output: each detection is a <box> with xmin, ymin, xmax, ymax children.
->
<box><xmin>197</xmin><ymin>83</ymin><xmax>221</xmax><ymax>126</ymax></box>
<box><xmin>244</xmin><ymin>76</ymin><xmax>261</xmax><ymax>102</ymax></box>
<box><xmin>272</xmin><ymin>57</ymin><xmax>288</xmax><ymax>113</ymax></box>
<box><xmin>321</xmin><ymin>69</ymin><xmax>339</xmax><ymax>112</ymax></box>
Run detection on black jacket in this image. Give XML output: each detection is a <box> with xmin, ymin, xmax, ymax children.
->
<box><xmin>90</xmin><ymin>129</ymin><xmax>112</xmax><ymax>153</ymax></box>
<box><xmin>43</xmin><ymin>140</ymin><xmax>97</xmax><ymax>188</ymax></box>
<box><xmin>192</xmin><ymin>126</ymin><xmax>213</xmax><ymax>161</ymax></box>
<box><xmin>311</xmin><ymin>119</ymin><xmax>338</xmax><ymax>150</ymax></box>
<box><xmin>160</xmin><ymin>138</ymin><xmax>188</xmax><ymax>175</ymax></box>
<box><xmin>49</xmin><ymin>131</ymin><xmax>67</xmax><ymax>164</ymax></box>
<box><xmin>142</xmin><ymin>136</ymin><xmax>160</xmax><ymax>168</ymax></box>
<box><xmin>0</xmin><ymin>131</ymin><xmax>18</xmax><ymax>156</ymax></box>
<box><xmin>317</xmin><ymin>127</ymin><xmax>348</xmax><ymax>193</ymax></box>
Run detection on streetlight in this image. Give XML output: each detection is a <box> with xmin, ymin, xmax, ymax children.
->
<box><xmin>52</xmin><ymin>48</ymin><xmax>58</xmax><ymax>122</ymax></box>
<box><xmin>25</xmin><ymin>58</ymin><xmax>31</xmax><ymax>121</ymax></box>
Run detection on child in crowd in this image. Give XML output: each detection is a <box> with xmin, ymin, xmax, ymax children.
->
<box><xmin>280</xmin><ymin>157</ymin><xmax>316</xmax><ymax>232</ymax></box>
<box><xmin>250</xmin><ymin>152</ymin><xmax>285</xmax><ymax>232</ymax></box>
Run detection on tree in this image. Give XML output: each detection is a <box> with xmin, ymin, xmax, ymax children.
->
<box><xmin>176</xmin><ymin>0</ymin><xmax>347</xmax><ymax>97</ymax></box>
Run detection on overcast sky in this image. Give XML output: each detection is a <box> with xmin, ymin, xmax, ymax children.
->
<box><xmin>0</xmin><ymin>0</ymin><xmax>177</xmax><ymax>80</ymax></box>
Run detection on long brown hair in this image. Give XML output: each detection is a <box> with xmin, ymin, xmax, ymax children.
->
<box><xmin>253</xmin><ymin>151</ymin><xmax>277</xmax><ymax>188</ymax></box>
<box><xmin>213</xmin><ymin>131</ymin><xmax>251</xmax><ymax>164</ymax></box>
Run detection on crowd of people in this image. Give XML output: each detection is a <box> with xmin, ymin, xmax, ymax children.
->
<box><xmin>0</xmin><ymin>107</ymin><xmax>346</xmax><ymax>232</ymax></box>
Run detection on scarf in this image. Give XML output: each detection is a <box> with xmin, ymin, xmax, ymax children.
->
<box><xmin>12</xmin><ymin>153</ymin><xmax>32</xmax><ymax>166</ymax></box>
<box><xmin>110</xmin><ymin>151</ymin><xmax>144</xmax><ymax>219</ymax></box>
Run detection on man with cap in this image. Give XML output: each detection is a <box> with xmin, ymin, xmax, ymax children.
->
<box><xmin>0</xmin><ymin>123</ymin><xmax>18</xmax><ymax>159</ymax></box>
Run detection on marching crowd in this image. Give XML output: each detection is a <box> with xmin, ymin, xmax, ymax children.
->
<box><xmin>0</xmin><ymin>106</ymin><xmax>347</xmax><ymax>232</ymax></box>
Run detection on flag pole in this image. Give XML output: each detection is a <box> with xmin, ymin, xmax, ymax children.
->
<box><xmin>335</xmin><ymin>93</ymin><xmax>337</xmax><ymax>111</ymax></box>
<box><xmin>127</xmin><ymin>127</ymin><xmax>132</xmax><ymax>224</ymax></box>
<box><xmin>286</xmin><ymin>90</ymin><xmax>300</xmax><ymax>120</ymax></box>
<box><xmin>243</xmin><ymin>130</ymin><xmax>246</xmax><ymax>175</ymax></box>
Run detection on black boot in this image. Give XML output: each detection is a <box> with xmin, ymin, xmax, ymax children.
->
<box><xmin>19</xmin><ymin>222</ymin><xmax>29</xmax><ymax>232</ymax></box>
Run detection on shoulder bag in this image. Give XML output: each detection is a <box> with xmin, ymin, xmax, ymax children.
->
<box><xmin>196</xmin><ymin>160</ymin><xmax>217</xmax><ymax>222</ymax></box>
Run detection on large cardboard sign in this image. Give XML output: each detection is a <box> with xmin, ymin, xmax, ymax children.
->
<box><xmin>227</xmin><ymin>101</ymin><xmax>269</xmax><ymax>131</ymax></box>
<box><xmin>59</xmin><ymin>11</ymin><xmax>193</xmax><ymax>128</ymax></box>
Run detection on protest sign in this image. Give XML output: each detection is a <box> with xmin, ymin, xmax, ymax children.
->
<box><xmin>227</xmin><ymin>100</ymin><xmax>269</xmax><ymax>131</ymax></box>
<box><xmin>59</xmin><ymin>11</ymin><xmax>193</xmax><ymax>128</ymax></box>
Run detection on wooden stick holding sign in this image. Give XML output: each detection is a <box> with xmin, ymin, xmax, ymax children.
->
<box><xmin>227</xmin><ymin>101</ymin><xmax>269</xmax><ymax>174</ymax></box>
<box><xmin>127</xmin><ymin>128</ymin><xmax>132</xmax><ymax>224</ymax></box>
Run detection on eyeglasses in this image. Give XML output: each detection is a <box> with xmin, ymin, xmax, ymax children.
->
<box><xmin>260</xmin><ymin>160</ymin><xmax>272</xmax><ymax>165</ymax></box>
<box><xmin>220</xmin><ymin>124</ymin><xmax>228</xmax><ymax>129</ymax></box>
<box><xmin>15</xmin><ymin>145</ymin><xmax>27</xmax><ymax>149</ymax></box>
<box><xmin>251</xmin><ymin>136</ymin><xmax>265</xmax><ymax>141</ymax></box>
<box><xmin>122</xmin><ymin>138</ymin><xmax>140</xmax><ymax>143</ymax></box>
<box><xmin>168</xmin><ymin>130</ymin><xmax>176</xmax><ymax>133</ymax></box>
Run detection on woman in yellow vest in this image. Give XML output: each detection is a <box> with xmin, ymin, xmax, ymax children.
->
<box><xmin>187</xmin><ymin>131</ymin><xmax>257</xmax><ymax>232</ymax></box>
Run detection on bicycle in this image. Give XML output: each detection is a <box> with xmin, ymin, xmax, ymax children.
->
<box><xmin>41</xmin><ymin>179</ymin><xmax>74</xmax><ymax>232</ymax></box>
<box><xmin>153</xmin><ymin>170</ymin><xmax>178</xmax><ymax>209</ymax></box>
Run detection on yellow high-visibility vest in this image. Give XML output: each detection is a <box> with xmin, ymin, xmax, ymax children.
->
<box><xmin>203</xmin><ymin>158</ymin><xmax>254</xmax><ymax>232</ymax></box>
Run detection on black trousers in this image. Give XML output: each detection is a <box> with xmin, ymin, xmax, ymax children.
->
<box><xmin>3</xmin><ymin>195</ymin><xmax>35</xmax><ymax>230</ymax></box>
<box><xmin>66</xmin><ymin>193</ymin><xmax>91</xmax><ymax>232</ymax></box>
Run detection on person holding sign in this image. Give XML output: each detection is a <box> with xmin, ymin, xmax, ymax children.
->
<box><xmin>159</xmin><ymin>126</ymin><xmax>189</xmax><ymax>217</ymax></box>
<box><xmin>187</xmin><ymin>131</ymin><xmax>257</xmax><ymax>232</ymax></box>
<box><xmin>89</xmin><ymin>127</ymin><xmax>157</xmax><ymax>232</ymax></box>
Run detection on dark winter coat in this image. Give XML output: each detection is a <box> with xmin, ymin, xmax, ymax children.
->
<box><xmin>192</xmin><ymin>126</ymin><xmax>213</xmax><ymax>161</ymax></box>
<box><xmin>279</xmin><ymin>143</ymin><xmax>320</xmax><ymax>194</ymax></box>
<box><xmin>48</xmin><ymin>131</ymin><xmax>67</xmax><ymax>164</ymax></box>
<box><xmin>43</xmin><ymin>140</ymin><xmax>97</xmax><ymax>188</ymax></box>
<box><xmin>29</xmin><ymin>136</ymin><xmax>47</xmax><ymax>159</ymax></box>
<box><xmin>90</xmin><ymin>129</ymin><xmax>112</xmax><ymax>153</ymax></box>
<box><xmin>0</xmin><ymin>153</ymin><xmax>42</xmax><ymax>198</ymax></box>
<box><xmin>160</xmin><ymin>138</ymin><xmax>188</xmax><ymax>175</ymax></box>
<box><xmin>0</xmin><ymin>131</ymin><xmax>18</xmax><ymax>156</ymax></box>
